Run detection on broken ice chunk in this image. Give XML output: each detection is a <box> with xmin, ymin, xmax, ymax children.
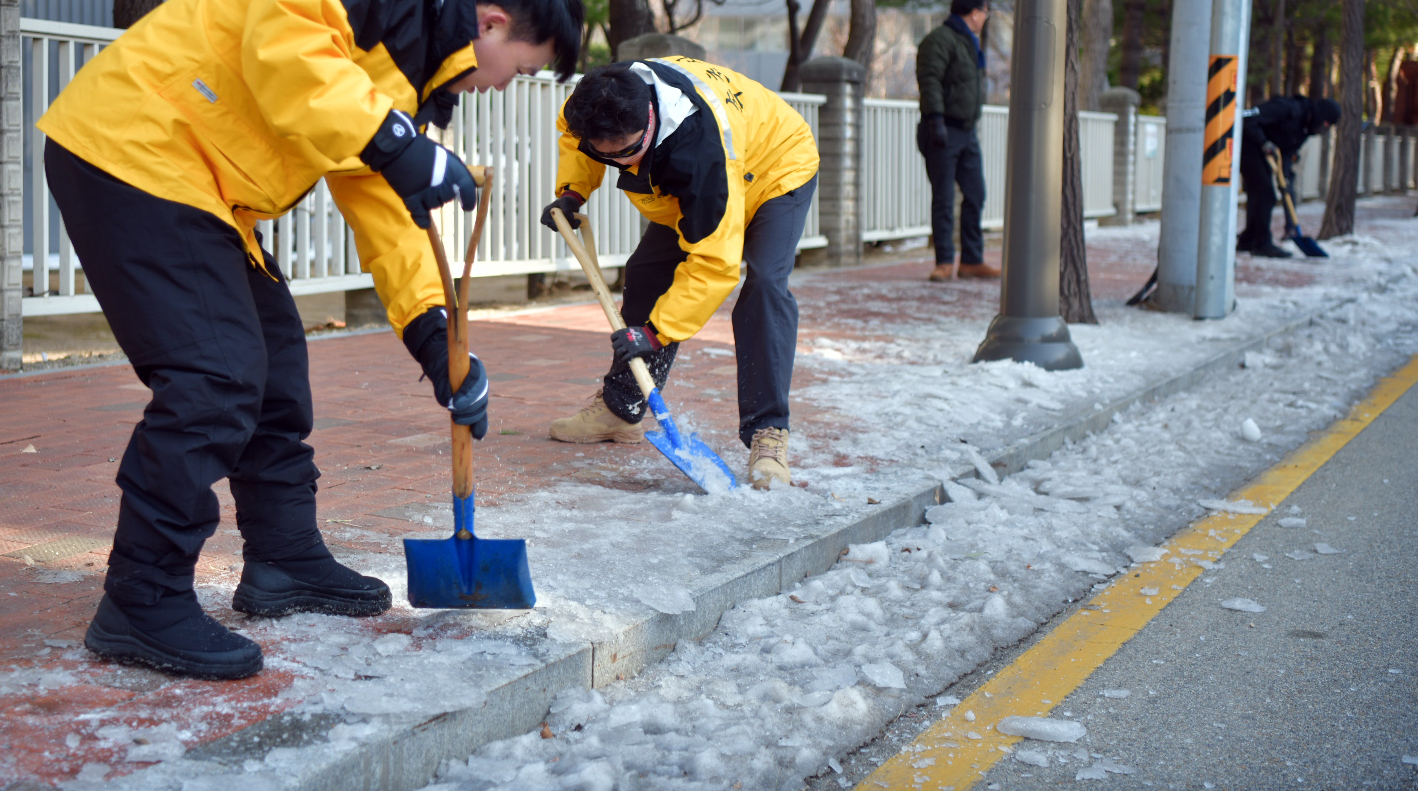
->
<box><xmin>1198</xmin><ymin>498</ymin><xmax>1269</xmax><ymax>515</ymax></box>
<box><xmin>1220</xmin><ymin>598</ymin><xmax>1266</xmax><ymax>613</ymax></box>
<box><xmin>1314</xmin><ymin>543</ymin><xmax>1343</xmax><ymax>555</ymax></box>
<box><xmin>859</xmin><ymin>662</ymin><xmax>906</xmax><ymax>689</ymax></box>
<box><xmin>1252</xmin><ymin>553</ymin><xmax>1269</xmax><ymax>562</ymax></box>
<box><xmin>1100</xmin><ymin>689</ymin><xmax>1131</xmax><ymax>699</ymax></box>
<box><xmin>634</xmin><ymin>585</ymin><xmax>697</xmax><ymax>614</ymax></box>
<box><xmin>1076</xmin><ymin>763</ymin><xmax>1109</xmax><ymax>780</ymax></box>
<box><xmin>1062</xmin><ymin>553</ymin><xmax>1114</xmax><ymax>576</ymax></box>
<box><xmin>1278</xmin><ymin>517</ymin><xmax>1307</xmax><ymax>528</ymax></box>
<box><xmin>1240</xmin><ymin>418</ymin><xmax>1262</xmax><ymax>442</ymax></box>
<box><xmin>1014</xmin><ymin>749</ymin><xmax>1049</xmax><ymax>767</ymax></box>
<box><xmin>964</xmin><ymin>709</ymin><xmax>976</xmax><ymax>722</ymax></box>
<box><xmin>1284</xmin><ymin>550</ymin><xmax>1314</xmax><ymax>561</ymax></box>
<box><xmin>1126</xmin><ymin>546</ymin><xmax>1168</xmax><ymax>563</ymax></box>
<box><xmin>996</xmin><ymin>716</ymin><xmax>1086</xmax><ymax>743</ymax></box>
<box><xmin>1139</xmin><ymin>587</ymin><xmax>1159</xmax><ymax>596</ymax></box>
<box><xmin>373</xmin><ymin>633</ymin><xmax>412</xmax><ymax>656</ymax></box>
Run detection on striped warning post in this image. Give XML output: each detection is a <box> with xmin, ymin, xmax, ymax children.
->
<box><xmin>1201</xmin><ymin>55</ymin><xmax>1238</xmax><ymax>185</ymax></box>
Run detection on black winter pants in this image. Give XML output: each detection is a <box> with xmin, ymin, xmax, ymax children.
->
<box><xmin>1238</xmin><ymin>138</ymin><xmax>1296</xmax><ymax>249</ymax></box>
<box><xmin>45</xmin><ymin>140</ymin><xmax>323</xmax><ymax>607</ymax></box>
<box><xmin>917</xmin><ymin>122</ymin><xmax>985</xmax><ymax>265</ymax></box>
<box><xmin>601</xmin><ymin>176</ymin><xmax>816</xmax><ymax>448</ymax></box>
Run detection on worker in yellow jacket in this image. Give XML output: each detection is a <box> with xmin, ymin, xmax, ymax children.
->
<box><xmin>540</xmin><ymin>58</ymin><xmax>818</xmax><ymax>489</ymax></box>
<box><xmin>39</xmin><ymin>0</ymin><xmax>582</xmax><ymax>680</ymax></box>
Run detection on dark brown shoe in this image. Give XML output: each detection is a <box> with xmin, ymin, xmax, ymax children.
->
<box><xmin>957</xmin><ymin>263</ymin><xmax>1002</xmax><ymax>279</ymax></box>
<box><xmin>928</xmin><ymin>264</ymin><xmax>957</xmax><ymax>282</ymax></box>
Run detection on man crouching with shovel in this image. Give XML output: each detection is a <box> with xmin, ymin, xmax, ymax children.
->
<box><xmin>539</xmin><ymin>59</ymin><xmax>819</xmax><ymax>490</ymax></box>
<box><xmin>39</xmin><ymin>0</ymin><xmax>582</xmax><ymax>679</ymax></box>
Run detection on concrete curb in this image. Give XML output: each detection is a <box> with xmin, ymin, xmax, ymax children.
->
<box><xmin>129</xmin><ymin>292</ymin><xmax>1364</xmax><ymax>791</ymax></box>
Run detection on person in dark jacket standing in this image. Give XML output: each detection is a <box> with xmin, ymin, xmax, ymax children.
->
<box><xmin>916</xmin><ymin>0</ymin><xmax>996</xmax><ymax>281</ymax></box>
<box><xmin>1237</xmin><ymin>95</ymin><xmax>1340</xmax><ymax>257</ymax></box>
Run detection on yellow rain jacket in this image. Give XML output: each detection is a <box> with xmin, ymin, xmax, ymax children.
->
<box><xmin>555</xmin><ymin>57</ymin><xmax>819</xmax><ymax>344</ymax></box>
<box><xmin>37</xmin><ymin>0</ymin><xmax>480</xmax><ymax>335</ymax></box>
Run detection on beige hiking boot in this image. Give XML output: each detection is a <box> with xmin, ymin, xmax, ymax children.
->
<box><xmin>549</xmin><ymin>391</ymin><xmax>644</xmax><ymax>444</ymax></box>
<box><xmin>748</xmin><ymin>427</ymin><xmax>791</xmax><ymax>490</ymax></box>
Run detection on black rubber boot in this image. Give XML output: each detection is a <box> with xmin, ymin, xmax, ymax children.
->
<box><xmin>232</xmin><ymin>543</ymin><xmax>392</xmax><ymax>618</ymax></box>
<box><xmin>1250</xmin><ymin>241</ymin><xmax>1295</xmax><ymax>258</ymax></box>
<box><xmin>84</xmin><ymin>591</ymin><xmax>263</xmax><ymax>680</ymax></box>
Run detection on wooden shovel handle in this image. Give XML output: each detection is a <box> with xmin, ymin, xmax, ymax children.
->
<box><xmin>1264</xmin><ymin>152</ymin><xmax>1302</xmax><ymax>226</ymax></box>
<box><xmin>549</xmin><ymin>209</ymin><xmax>658</xmax><ymax>399</ymax></box>
<box><xmin>426</xmin><ymin>166</ymin><xmax>495</xmax><ymax>502</ymax></box>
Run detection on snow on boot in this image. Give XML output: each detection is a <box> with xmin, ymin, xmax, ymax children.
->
<box><xmin>749</xmin><ymin>427</ymin><xmax>791</xmax><ymax>491</ymax></box>
<box><xmin>85</xmin><ymin>591</ymin><xmax>263</xmax><ymax>680</ymax></box>
<box><xmin>232</xmin><ymin>543</ymin><xmax>391</xmax><ymax>618</ymax></box>
<box><xmin>549</xmin><ymin>390</ymin><xmax>645</xmax><ymax>444</ymax></box>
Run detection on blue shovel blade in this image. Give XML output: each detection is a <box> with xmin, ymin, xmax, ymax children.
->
<box><xmin>403</xmin><ymin>493</ymin><xmax>535</xmax><ymax>609</ymax></box>
<box><xmin>642</xmin><ymin>388</ymin><xmax>738</xmax><ymax>492</ymax></box>
<box><xmin>403</xmin><ymin>535</ymin><xmax>535</xmax><ymax>609</ymax></box>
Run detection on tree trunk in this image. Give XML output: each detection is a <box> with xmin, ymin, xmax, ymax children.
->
<box><xmin>1309</xmin><ymin>26</ymin><xmax>1332</xmax><ymax>100</ymax></box>
<box><xmin>1079</xmin><ymin>0</ymin><xmax>1113</xmax><ymax>111</ymax></box>
<box><xmin>843</xmin><ymin>0</ymin><xmax>877</xmax><ymax>81</ymax></box>
<box><xmin>608</xmin><ymin>0</ymin><xmax>657</xmax><ymax>61</ymax></box>
<box><xmin>1270</xmin><ymin>0</ymin><xmax>1286</xmax><ymax>97</ymax></box>
<box><xmin>1364</xmin><ymin>49</ymin><xmax>1380</xmax><ymax>120</ymax></box>
<box><xmin>781</xmin><ymin>0</ymin><xmax>832</xmax><ymax>92</ymax></box>
<box><xmin>113</xmin><ymin>0</ymin><xmax>162</xmax><ymax>28</ymax></box>
<box><xmin>1119</xmin><ymin>0</ymin><xmax>1146</xmax><ymax>90</ymax></box>
<box><xmin>1285</xmin><ymin>25</ymin><xmax>1305</xmax><ymax>96</ymax></box>
<box><xmin>1382</xmin><ymin>45</ymin><xmax>1404</xmax><ymax>124</ymax></box>
<box><xmin>1318</xmin><ymin>0</ymin><xmax>1365</xmax><ymax>239</ymax></box>
<box><xmin>1061</xmin><ymin>0</ymin><xmax>1097</xmax><ymax>324</ymax></box>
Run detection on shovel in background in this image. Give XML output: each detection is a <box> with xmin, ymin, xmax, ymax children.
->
<box><xmin>549</xmin><ymin>208</ymin><xmax>738</xmax><ymax>492</ymax></box>
<box><xmin>1266</xmin><ymin>151</ymin><xmax>1328</xmax><ymax>258</ymax></box>
<box><xmin>404</xmin><ymin>167</ymin><xmax>536</xmax><ymax>610</ymax></box>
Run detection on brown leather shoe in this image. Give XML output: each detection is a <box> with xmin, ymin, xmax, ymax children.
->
<box><xmin>928</xmin><ymin>263</ymin><xmax>957</xmax><ymax>282</ymax></box>
<box><xmin>957</xmin><ymin>262</ymin><xmax>1001</xmax><ymax>279</ymax></box>
<box><xmin>549</xmin><ymin>390</ymin><xmax>644</xmax><ymax>444</ymax></box>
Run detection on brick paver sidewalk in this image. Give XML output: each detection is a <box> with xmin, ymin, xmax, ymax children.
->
<box><xmin>0</xmin><ymin>210</ymin><xmax>1334</xmax><ymax>786</ymax></box>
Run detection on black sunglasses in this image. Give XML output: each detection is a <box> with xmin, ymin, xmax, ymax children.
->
<box><xmin>580</xmin><ymin>126</ymin><xmax>651</xmax><ymax>161</ymax></box>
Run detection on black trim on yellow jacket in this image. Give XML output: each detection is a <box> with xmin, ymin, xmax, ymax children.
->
<box><xmin>341</xmin><ymin>0</ymin><xmax>479</xmax><ymax>124</ymax></box>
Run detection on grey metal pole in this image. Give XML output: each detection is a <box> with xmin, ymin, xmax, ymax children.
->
<box><xmin>1152</xmin><ymin>0</ymin><xmax>1213</xmax><ymax>313</ymax></box>
<box><xmin>1193</xmin><ymin>0</ymin><xmax>1250</xmax><ymax>318</ymax></box>
<box><xmin>972</xmin><ymin>0</ymin><xmax>1082</xmax><ymax>371</ymax></box>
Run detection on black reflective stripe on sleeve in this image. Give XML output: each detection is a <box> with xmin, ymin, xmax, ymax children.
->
<box><xmin>339</xmin><ymin>0</ymin><xmax>479</xmax><ymax>108</ymax></box>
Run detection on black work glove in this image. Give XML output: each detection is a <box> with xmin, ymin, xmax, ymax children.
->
<box><xmin>360</xmin><ymin>110</ymin><xmax>478</xmax><ymax>229</ymax></box>
<box><xmin>610</xmin><ymin>325</ymin><xmax>663</xmax><ymax>364</ymax></box>
<box><xmin>928</xmin><ymin>116</ymin><xmax>950</xmax><ymax>149</ymax></box>
<box><xmin>540</xmin><ymin>194</ymin><xmax>584</xmax><ymax>231</ymax></box>
<box><xmin>402</xmin><ymin>309</ymin><xmax>490</xmax><ymax>439</ymax></box>
<box><xmin>1261</xmin><ymin>140</ymin><xmax>1280</xmax><ymax>159</ymax></box>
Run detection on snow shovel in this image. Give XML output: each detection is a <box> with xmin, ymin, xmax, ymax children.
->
<box><xmin>404</xmin><ymin>168</ymin><xmax>536</xmax><ymax>610</ymax></box>
<box><xmin>1266</xmin><ymin>151</ymin><xmax>1328</xmax><ymax>258</ymax></box>
<box><xmin>549</xmin><ymin>208</ymin><xmax>738</xmax><ymax>492</ymax></box>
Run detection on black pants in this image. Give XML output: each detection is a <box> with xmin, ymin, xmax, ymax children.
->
<box><xmin>1238</xmin><ymin>139</ymin><xmax>1296</xmax><ymax>249</ymax></box>
<box><xmin>602</xmin><ymin>176</ymin><xmax>816</xmax><ymax>448</ymax></box>
<box><xmin>45</xmin><ymin>140</ymin><xmax>323</xmax><ymax>607</ymax></box>
<box><xmin>918</xmin><ymin>122</ymin><xmax>985</xmax><ymax>265</ymax></box>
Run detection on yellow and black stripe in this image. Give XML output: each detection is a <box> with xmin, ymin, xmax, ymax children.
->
<box><xmin>1201</xmin><ymin>55</ymin><xmax>1239</xmax><ymax>186</ymax></box>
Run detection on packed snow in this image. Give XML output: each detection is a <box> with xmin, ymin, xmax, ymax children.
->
<box><xmin>996</xmin><ymin>716</ymin><xmax>1088</xmax><ymax>743</ymax></box>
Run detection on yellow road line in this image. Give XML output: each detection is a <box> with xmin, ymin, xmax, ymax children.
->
<box><xmin>856</xmin><ymin>354</ymin><xmax>1418</xmax><ymax>791</ymax></box>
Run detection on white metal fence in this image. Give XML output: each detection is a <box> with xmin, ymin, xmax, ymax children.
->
<box><xmin>859</xmin><ymin>102</ymin><xmax>1119</xmax><ymax>239</ymax></box>
<box><xmin>1134</xmin><ymin>115</ymin><xmax>1167</xmax><ymax>212</ymax></box>
<box><xmin>20</xmin><ymin>22</ymin><xmax>826</xmax><ymax>316</ymax></box>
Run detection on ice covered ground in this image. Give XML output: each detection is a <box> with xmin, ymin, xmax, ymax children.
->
<box><xmin>73</xmin><ymin>208</ymin><xmax>1418</xmax><ymax>790</ymax></box>
<box><xmin>411</xmin><ymin>222</ymin><xmax>1418</xmax><ymax>790</ymax></box>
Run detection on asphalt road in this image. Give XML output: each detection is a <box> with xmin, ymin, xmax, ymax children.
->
<box><xmin>974</xmin><ymin>381</ymin><xmax>1418</xmax><ymax>789</ymax></box>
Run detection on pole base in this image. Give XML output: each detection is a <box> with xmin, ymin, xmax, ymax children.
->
<box><xmin>973</xmin><ymin>315</ymin><xmax>1084</xmax><ymax>371</ymax></box>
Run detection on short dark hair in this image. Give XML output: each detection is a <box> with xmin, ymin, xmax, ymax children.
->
<box><xmin>950</xmin><ymin>0</ymin><xmax>987</xmax><ymax>16</ymax></box>
<box><xmin>563</xmin><ymin>63</ymin><xmax>653</xmax><ymax>141</ymax></box>
<box><xmin>484</xmin><ymin>0</ymin><xmax>584</xmax><ymax>82</ymax></box>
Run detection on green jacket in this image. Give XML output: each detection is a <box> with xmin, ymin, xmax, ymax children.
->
<box><xmin>916</xmin><ymin>21</ymin><xmax>985</xmax><ymax>128</ymax></box>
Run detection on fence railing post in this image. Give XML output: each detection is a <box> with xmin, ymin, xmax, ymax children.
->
<box><xmin>1100</xmin><ymin>87</ymin><xmax>1140</xmax><ymax>226</ymax></box>
<box><xmin>800</xmin><ymin>56</ymin><xmax>864</xmax><ymax>268</ymax></box>
<box><xmin>1</xmin><ymin>0</ymin><xmax>20</xmax><ymax>370</ymax></box>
